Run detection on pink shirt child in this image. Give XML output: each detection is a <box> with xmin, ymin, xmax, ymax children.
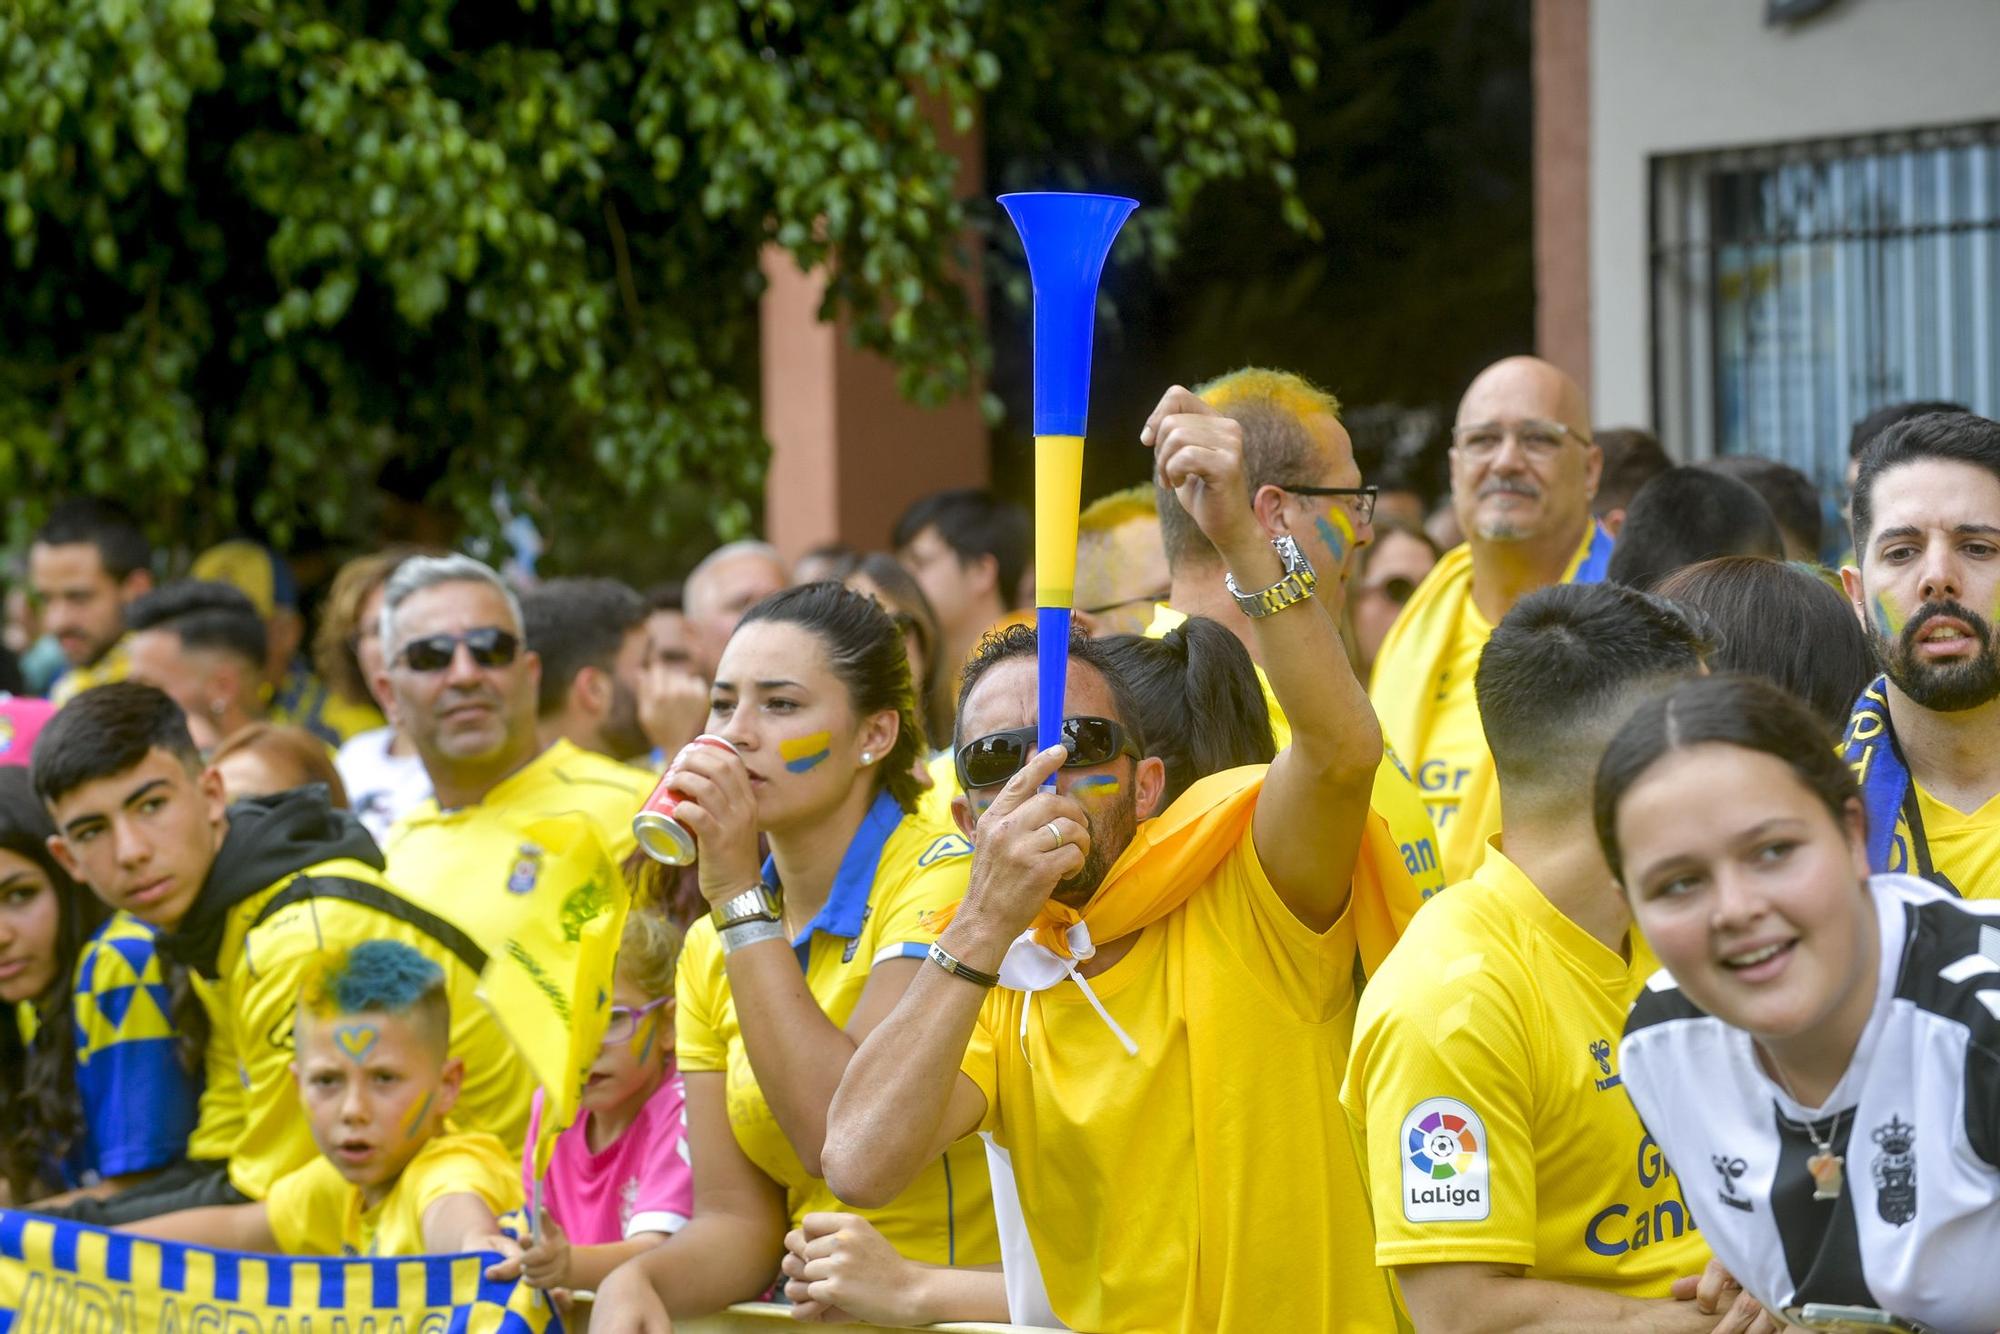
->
<box><xmin>524</xmin><ymin>1061</ymin><xmax>692</xmax><ymax>1243</ymax></box>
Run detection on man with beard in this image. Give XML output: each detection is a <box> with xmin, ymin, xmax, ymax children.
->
<box><xmin>1841</xmin><ymin>409</ymin><xmax>2000</xmax><ymax>895</ymax></box>
<box><xmin>520</xmin><ymin>577</ymin><xmax>652</xmax><ymax>762</ymax></box>
<box><xmin>377</xmin><ymin>555</ymin><xmax>652</xmax><ymax>921</ymax></box>
<box><xmin>820</xmin><ymin>387</ymin><xmax>1417</xmax><ymax>1332</ymax></box>
<box><xmin>1369</xmin><ymin>356</ymin><xmax>1608</xmax><ymax>882</ymax></box>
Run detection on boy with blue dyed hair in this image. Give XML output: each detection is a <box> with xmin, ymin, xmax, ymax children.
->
<box><xmin>126</xmin><ymin>940</ymin><xmax>522</xmax><ymax>1257</ymax></box>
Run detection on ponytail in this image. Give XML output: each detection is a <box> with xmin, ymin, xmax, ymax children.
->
<box><xmin>1099</xmin><ymin>618</ymin><xmax>1275</xmax><ymax>806</ymax></box>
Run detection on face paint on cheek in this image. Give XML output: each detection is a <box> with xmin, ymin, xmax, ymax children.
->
<box><xmin>1071</xmin><ymin>775</ymin><xmax>1122</xmax><ymax>803</ymax></box>
<box><xmin>779</xmin><ymin>731</ymin><xmax>833</xmax><ymax>774</ymax></box>
<box><xmin>637</xmin><ymin>1011</ymin><xmax>659</xmax><ymax>1064</ymax></box>
<box><xmin>333</xmin><ymin>1023</ymin><xmax>380</xmax><ymax>1064</ymax></box>
<box><xmin>400</xmin><ymin>1089</ymin><xmax>434</xmax><ymax>1141</ymax></box>
<box><xmin>1871</xmin><ymin>595</ymin><xmax>1905</xmax><ymax>639</ymax></box>
<box><xmin>1314</xmin><ymin>508</ymin><xmax>1356</xmax><ymax>566</ymax></box>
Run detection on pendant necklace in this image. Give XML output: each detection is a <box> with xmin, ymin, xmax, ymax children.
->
<box><xmin>1761</xmin><ymin>1044</ymin><xmax>1847</xmax><ymax>1201</ymax></box>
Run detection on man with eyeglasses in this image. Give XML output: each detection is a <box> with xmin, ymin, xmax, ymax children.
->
<box><xmin>1370</xmin><ymin>355</ymin><xmax>1608</xmax><ymax>883</ymax></box>
<box><xmin>1145</xmin><ymin>367</ymin><xmax>1445</xmax><ymax>967</ymax></box>
<box><xmin>376</xmin><ymin>554</ymin><xmax>653</xmax><ymax>934</ymax></box>
<box><xmin>823</xmin><ymin>384</ymin><xmax>1425</xmax><ymax>1333</ymax></box>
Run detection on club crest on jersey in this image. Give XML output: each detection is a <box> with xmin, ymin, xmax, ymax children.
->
<box><xmin>1871</xmin><ymin>1115</ymin><xmax>1916</xmax><ymax>1226</ymax></box>
<box><xmin>1401</xmin><ymin>1097</ymin><xmax>1490</xmax><ymax>1221</ymax></box>
<box><xmin>1711</xmin><ymin>1155</ymin><xmax>1752</xmax><ymax>1212</ymax></box>
<box><xmin>1588</xmin><ymin>1038</ymin><xmax>1622</xmax><ymax>1091</ymax></box>
<box><xmin>507</xmin><ymin>842</ymin><xmax>544</xmax><ymax>895</ymax></box>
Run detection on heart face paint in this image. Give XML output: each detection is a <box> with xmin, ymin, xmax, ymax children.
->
<box><xmin>779</xmin><ymin>731</ymin><xmax>833</xmax><ymax>774</ymax></box>
<box><xmin>333</xmin><ymin>1023</ymin><xmax>380</xmax><ymax>1064</ymax></box>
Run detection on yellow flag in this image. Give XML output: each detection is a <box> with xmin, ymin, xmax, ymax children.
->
<box><xmin>476</xmin><ymin>815</ymin><xmax>629</xmax><ymax>1181</ymax></box>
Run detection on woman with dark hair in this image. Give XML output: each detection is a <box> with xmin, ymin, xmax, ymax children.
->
<box><xmin>593</xmin><ymin>582</ymin><xmax>999</xmax><ymax>1324</ymax></box>
<box><xmin>1099</xmin><ymin>615</ymin><xmax>1275</xmax><ymax>808</ymax></box>
<box><xmin>319</xmin><ymin>547</ymin><xmax>434</xmax><ymax>840</ymax></box>
<box><xmin>839</xmin><ymin>556</ymin><xmax>943</xmax><ymax>750</ymax></box>
<box><xmin>0</xmin><ymin>768</ymin><xmax>197</xmax><ymax>1205</ymax></box>
<box><xmin>1597</xmin><ymin>674</ymin><xmax>2000</xmax><ymax>1331</ymax></box>
<box><xmin>1652</xmin><ymin>557</ymin><xmax>1874</xmax><ymax>732</ymax></box>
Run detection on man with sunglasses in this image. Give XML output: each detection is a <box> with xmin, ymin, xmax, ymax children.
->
<box><xmin>376</xmin><ymin>554</ymin><xmax>653</xmax><ymax>937</ymax></box>
<box><xmin>824</xmin><ymin>384</ymin><xmax>1412</xmax><ymax>1332</ymax></box>
<box><xmin>1371</xmin><ymin>355</ymin><xmax>1608</xmax><ymax>883</ymax></box>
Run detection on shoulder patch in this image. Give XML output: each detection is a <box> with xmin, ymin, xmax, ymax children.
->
<box><xmin>918</xmin><ymin>834</ymin><xmax>973</xmax><ymax>867</ymax></box>
<box><xmin>1400</xmin><ymin>1097</ymin><xmax>1491</xmax><ymax>1222</ymax></box>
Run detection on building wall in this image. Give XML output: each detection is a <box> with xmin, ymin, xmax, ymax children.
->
<box><xmin>1587</xmin><ymin>0</ymin><xmax>2000</xmax><ymax>434</ymax></box>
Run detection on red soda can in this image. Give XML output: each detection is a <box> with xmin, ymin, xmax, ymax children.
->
<box><xmin>633</xmin><ymin>734</ymin><xmax>738</xmax><ymax>866</ymax></box>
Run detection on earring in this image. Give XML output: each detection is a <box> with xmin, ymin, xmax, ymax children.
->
<box><xmin>860</xmin><ymin>751</ymin><xmax>874</xmax><ymax>764</ymax></box>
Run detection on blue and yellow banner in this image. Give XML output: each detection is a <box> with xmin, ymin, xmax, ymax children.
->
<box><xmin>0</xmin><ymin>1210</ymin><xmax>560</xmax><ymax>1332</ymax></box>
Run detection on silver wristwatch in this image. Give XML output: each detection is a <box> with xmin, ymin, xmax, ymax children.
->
<box><xmin>711</xmin><ymin>882</ymin><xmax>783</xmax><ymax>931</ymax></box>
<box><xmin>1225</xmin><ymin>534</ymin><xmax>1319</xmax><ymax>618</ymax></box>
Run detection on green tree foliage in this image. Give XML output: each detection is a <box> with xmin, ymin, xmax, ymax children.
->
<box><xmin>0</xmin><ymin>0</ymin><xmax>1310</xmax><ymax>559</ymax></box>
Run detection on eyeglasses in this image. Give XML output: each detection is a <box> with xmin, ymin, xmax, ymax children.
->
<box><xmin>1277</xmin><ymin>484</ymin><xmax>1377</xmax><ymax>526</ymax></box>
<box><xmin>1450</xmin><ymin>419</ymin><xmax>1590</xmax><ymax>458</ymax></box>
<box><xmin>955</xmin><ymin>716</ymin><xmax>1141</xmax><ymax>790</ymax></box>
<box><xmin>397</xmin><ymin>627</ymin><xmax>521</xmax><ymax>673</ymax></box>
<box><xmin>603</xmin><ymin>995</ymin><xmax>672</xmax><ymax>1046</ymax></box>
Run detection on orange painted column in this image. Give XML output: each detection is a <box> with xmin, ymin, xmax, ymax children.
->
<box><xmin>760</xmin><ymin>106</ymin><xmax>988</xmax><ymax>565</ymax></box>
<box><xmin>1533</xmin><ymin>0</ymin><xmax>1592</xmax><ymax>399</ymax></box>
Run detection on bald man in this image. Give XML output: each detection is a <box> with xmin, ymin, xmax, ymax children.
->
<box><xmin>1369</xmin><ymin>357</ymin><xmax>1608</xmax><ymax>882</ymax></box>
<box><xmin>683</xmin><ymin>540</ymin><xmax>787</xmax><ymax>679</ymax></box>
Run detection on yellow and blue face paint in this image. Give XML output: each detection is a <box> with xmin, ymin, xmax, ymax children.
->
<box><xmin>1871</xmin><ymin>594</ymin><xmax>1906</xmax><ymax>640</ymax></box>
<box><xmin>1314</xmin><ymin>504</ymin><xmax>1357</xmax><ymax>568</ymax></box>
<box><xmin>333</xmin><ymin>1023</ymin><xmax>379</xmax><ymax>1063</ymax></box>
<box><xmin>1071</xmin><ymin>774</ymin><xmax>1122</xmax><ymax>802</ymax></box>
<box><xmin>779</xmin><ymin>731</ymin><xmax>833</xmax><ymax>774</ymax></box>
<box><xmin>400</xmin><ymin>1090</ymin><xmax>434</xmax><ymax>1141</ymax></box>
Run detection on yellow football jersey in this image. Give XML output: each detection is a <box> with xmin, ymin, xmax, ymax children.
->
<box><xmin>677</xmin><ymin>792</ymin><xmax>995</xmax><ymax>1266</ymax></box>
<box><xmin>961</xmin><ymin>813</ymin><xmax>1398</xmax><ymax>1334</ymax></box>
<box><xmin>1343</xmin><ymin>843</ymin><xmax>1707</xmax><ymax>1296</ymax></box>
<box><xmin>265</xmin><ymin>1129</ymin><xmax>521</xmax><ymax>1257</ymax></box>
<box><xmin>385</xmin><ymin>738</ymin><xmax>653</xmax><ymax>875</ymax></box>
<box><xmin>194</xmin><ymin>857</ymin><xmax>536</xmax><ymax>1200</ymax></box>
<box><xmin>1906</xmin><ymin>780</ymin><xmax>2000</xmax><ymax>898</ymax></box>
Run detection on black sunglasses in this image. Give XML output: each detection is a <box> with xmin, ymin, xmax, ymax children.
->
<box><xmin>956</xmin><ymin>716</ymin><xmax>1141</xmax><ymax>790</ymax></box>
<box><xmin>398</xmin><ymin>627</ymin><xmax>521</xmax><ymax>673</ymax></box>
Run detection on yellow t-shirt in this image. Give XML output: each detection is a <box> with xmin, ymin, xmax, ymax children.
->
<box><xmin>265</xmin><ymin>1130</ymin><xmax>522</xmax><ymax>1257</ymax></box>
<box><xmin>961</xmin><ymin>815</ymin><xmax>1397</xmax><ymax>1333</ymax></box>
<box><xmin>189</xmin><ymin>857</ymin><xmax>536</xmax><ymax>1199</ymax></box>
<box><xmin>1143</xmin><ymin>602</ymin><xmax>1447</xmax><ymax>967</ymax></box>
<box><xmin>1407</xmin><ymin>594</ymin><xmax>1494</xmax><ymax>884</ymax></box>
<box><xmin>1342</xmin><ymin>842</ymin><xmax>1706</xmax><ymax>1295</ymax></box>
<box><xmin>676</xmin><ymin>793</ymin><xmax>997</xmax><ymax>1266</ymax></box>
<box><xmin>1907</xmin><ymin>780</ymin><xmax>2000</xmax><ymax>898</ymax></box>
<box><xmin>386</xmin><ymin>738</ymin><xmax>653</xmax><ymax>870</ymax></box>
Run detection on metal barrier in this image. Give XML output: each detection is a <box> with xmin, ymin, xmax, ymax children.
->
<box><xmin>679</xmin><ymin>1301</ymin><xmax>1033</xmax><ymax>1332</ymax></box>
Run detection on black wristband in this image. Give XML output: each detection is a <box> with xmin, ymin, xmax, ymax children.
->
<box><xmin>927</xmin><ymin>941</ymin><xmax>1002</xmax><ymax>989</ymax></box>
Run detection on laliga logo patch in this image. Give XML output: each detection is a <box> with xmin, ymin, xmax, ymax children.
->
<box><xmin>1402</xmin><ymin>1097</ymin><xmax>1490</xmax><ymax>1221</ymax></box>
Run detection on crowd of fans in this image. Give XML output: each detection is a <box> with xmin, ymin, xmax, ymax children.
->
<box><xmin>3</xmin><ymin>354</ymin><xmax>1999</xmax><ymax>1333</ymax></box>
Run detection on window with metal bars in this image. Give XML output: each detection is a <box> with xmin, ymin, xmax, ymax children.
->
<box><xmin>1651</xmin><ymin>122</ymin><xmax>2000</xmax><ymax>500</ymax></box>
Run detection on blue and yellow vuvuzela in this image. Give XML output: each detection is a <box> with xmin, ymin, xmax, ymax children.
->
<box><xmin>996</xmin><ymin>191</ymin><xmax>1138</xmax><ymax>762</ymax></box>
